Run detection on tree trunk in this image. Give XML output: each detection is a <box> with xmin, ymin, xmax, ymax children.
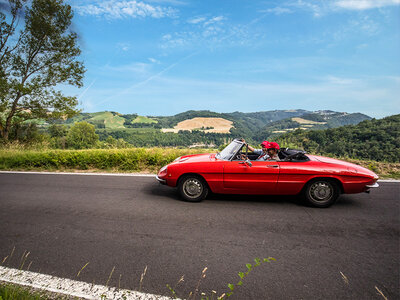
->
<box><xmin>2</xmin><ymin>128</ymin><xmax>9</xmax><ymax>141</ymax></box>
<box><xmin>0</xmin><ymin>118</ymin><xmax>11</xmax><ymax>141</ymax></box>
<box><xmin>0</xmin><ymin>124</ymin><xmax>6</xmax><ymax>141</ymax></box>
<box><xmin>2</xmin><ymin>92</ymin><xmax>22</xmax><ymax>141</ymax></box>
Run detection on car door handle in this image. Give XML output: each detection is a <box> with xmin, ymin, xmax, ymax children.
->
<box><xmin>267</xmin><ymin>165</ymin><xmax>279</xmax><ymax>168</ymax></box>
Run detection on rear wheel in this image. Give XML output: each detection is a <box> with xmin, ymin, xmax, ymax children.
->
<box><xmin>178</xmin><ymin>175</ymin><xmax>208</xmax><ymax>202</ymax></box>
<box><xmin>303</xmin><ymin>179</ymin><xmax>340</xmax><ymax>208</ymax></box>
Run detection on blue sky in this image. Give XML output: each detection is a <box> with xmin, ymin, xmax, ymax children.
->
<box><xmin>65</xmin><ymin>0</ymin><xmax>400</xmax><ymax>118</ymax></box>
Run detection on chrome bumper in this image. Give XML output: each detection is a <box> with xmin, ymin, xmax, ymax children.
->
<box><xmin>366</xmin><ymin>182</ymin><xmax>379</xmax><ymax>188</ymax></box>
<box><xmin>156</xmin><ymin>175</ymin><xmax>167</xmax><ymax>185</ymax></box>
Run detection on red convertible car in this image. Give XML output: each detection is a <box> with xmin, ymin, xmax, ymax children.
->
<box><xmin>156</xmin><ymin>139</ymin><xmax>379</xmax><ymax>207</ymax></box>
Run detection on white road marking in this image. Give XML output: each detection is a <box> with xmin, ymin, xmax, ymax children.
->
<box><xmin>0</xmin><ymin>171</ymin><xmax>156</xmax><ymax>177</ymax></box>
<box><xmin>0</xmin><ymin>171</ymin><xmax>399</xmax><ymax>182</ymax></box>
<box><xmin>0</xmin><ymin>266</ymin><xmax>175</xmax><ymax>300</ymax></box>
<box><xmin>377</xmin><ymin>179</ymin><xmax>400</xmax><ymax>182</ymax></box>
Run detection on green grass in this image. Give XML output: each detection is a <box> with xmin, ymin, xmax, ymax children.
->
<box><xmin>0</xmin><ymin>283</ymin><xmax>51</xmax><ymax>300</ymax></box>
<box><xmin>89</xmin><ymin>112</ymin><xmax>125</xmax><ymax>129</ymax></box>
<box><xmin>0</xmin><ymin>148</ymin><xmax>211</xmax><ymax>173</ymax></box>
<box><xmin>132</xmin><ymin>116</ymin><xmax>157</xmax><ymax>124</ymax></box>
<box><xmin>97</xmin><ymin>127</ymin><xmax>159</xmax><ymax>133</ymax></box>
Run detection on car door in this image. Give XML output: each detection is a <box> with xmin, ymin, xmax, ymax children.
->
<box><xmin>276</xmin><ymin>160</ymin><xmax>319</xmax><ymax>195</ymax></box>
<box><xmin>223</xmin><ymin>160</ymin><xmax>279</xmax><ymax>194</ymax></box>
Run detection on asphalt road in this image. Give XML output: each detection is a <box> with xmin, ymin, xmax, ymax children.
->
<box><xmin>0</xmin><ymin>172</ymin><xmax>398</xmax><ymax>299</ymax></box>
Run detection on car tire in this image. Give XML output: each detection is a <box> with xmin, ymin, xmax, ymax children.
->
<box><xmin>303</xmin><ymin>179</ymin><xmax>340</xmax><ymax>208</ymax></box>
<box><xmin>178</xmin><ymin>175</ymin><xmax>208</xmax><ymax>202</ymax></box>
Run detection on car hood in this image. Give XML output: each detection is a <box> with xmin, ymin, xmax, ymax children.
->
<box><xmin>310</xmin><ymin>155</ymin><xmax>378</xmax><ymax>179</ymax></box>
<box><xmin>174</xmin><ymin>153</ymin><xmax>214</xmax><ymax>163</ymax></box>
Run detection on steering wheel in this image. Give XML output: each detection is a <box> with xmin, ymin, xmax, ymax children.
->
<box><xmin>234</xmin><ymin>153</ymin><xmax>243</xmax><ymax>160</ymax></box>
<box><xmin>233</xmin><ymin>151</ymin><xmax>247</xmax><ymax>160</ymax></box>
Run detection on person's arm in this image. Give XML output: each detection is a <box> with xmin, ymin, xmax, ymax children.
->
<box><xmin>247</xmin><ymin>144</ymin><xmax>255</xmax><ymax>152</ymax></box>
<box><xmin>241</xmin><ymin>139</ymin><xmax>255</xmax><ymax>152</ymax></box>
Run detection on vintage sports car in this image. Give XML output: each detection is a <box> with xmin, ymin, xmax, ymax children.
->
<box><xmin>156</xmin><ymin>139</ymin><xmax>379</xmax><ymax>207</ymax></box>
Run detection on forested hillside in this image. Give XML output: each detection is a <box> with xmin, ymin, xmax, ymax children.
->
<box><xmin>254</xmin><ymin>111</ymin><xmax>371</xmax><ymax>140</ymax></box>
<box><xmin>58</xmin><ymin>109</ymin><xmax>370</xmax><ymax>146</ymax></box>
<box><xmin>274</xmin><ymin>114</ymin><xmax>400</xmax><ymax>162</ymax></box>
<box><xmin>6</xmin><ymin>109</ymin><xmax>375</xmax><ymax>149</ymax></box>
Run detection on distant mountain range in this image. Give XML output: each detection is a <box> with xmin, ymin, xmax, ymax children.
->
<box><xmin>61</xmin><ymin>109</ymin><xmax>371</xmax><ymax>138</ymax></box>
<box><xmin>253</xmin><ymin>111</ymin><xmax>371</xmax><ymax>140</ymax></box>
<box><xmin>44</xmin><ymin>109</ymin><xmax>371</xmax><ymax>147</ymax></box>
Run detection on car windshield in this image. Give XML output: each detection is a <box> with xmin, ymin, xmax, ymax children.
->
<box><xmin>216</xmin><ymin>140</ymin><xmax>243</xmax><ymax>160</ymax></box>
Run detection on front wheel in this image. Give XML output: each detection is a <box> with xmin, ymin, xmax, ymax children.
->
<box><xmin>178</xmin><ymin>175</ymin><xmax>208</xmax><ymax>202</ymax></box>
<box><xmin>303</xmin><ymin>179</ymin><xmax>340</xmax><ymax>208</ymax></box>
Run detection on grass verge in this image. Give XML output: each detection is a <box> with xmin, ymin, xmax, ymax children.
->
<box><xmin>0</xmin><ymin>148</ymin><xmax>210</xmax><ymax>174</ymax></box>
<box><xmin>0</xmin><ymin>282</ymin><xmax>58</xmax><ymax>300</ymax></box>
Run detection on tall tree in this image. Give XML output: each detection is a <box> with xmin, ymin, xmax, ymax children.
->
<box><xmin>0</xmin><ymin>0</ymin><xmax>84</xmax><ymax>141</ymax></box>
<box><xmin>66</xmin><ymin>121</ymin><xmax>98</xmax><ymax>149</ymax></box>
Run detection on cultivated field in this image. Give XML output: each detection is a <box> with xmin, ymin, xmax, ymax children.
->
<box><xmin>291</xmin><ymin>117</ymin><xmax>327</xmax><ymax>124</ymax></box>
<box><xmin>162</xmin><ymin>117</ymin><xmax>233</xmax><ymax>133</ymax></box>
<box><xmin>272</xmin><ymin>117</ymin><xmax>327</xmax><ymax>133</ymax></box>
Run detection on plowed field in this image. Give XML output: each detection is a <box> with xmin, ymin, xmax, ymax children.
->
<box><xmin>162</xmin><ymin>117</ymin><xmax>233</xmax><ymax>133</ymax></box>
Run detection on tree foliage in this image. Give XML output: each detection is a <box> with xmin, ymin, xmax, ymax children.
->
<box><xmin>66</xmin><ymin>121</ymin><xmax>98</xmax><ymax>149</ymax></box>
<box><xmin>274</xmin><ymin>114</ymin><xmax>400</xmax><ymax>162</ymax></box>
<box><xmin>0</xmin><ymin>0</ymin><xmax>84</xmax><ymax>140</ymax></box>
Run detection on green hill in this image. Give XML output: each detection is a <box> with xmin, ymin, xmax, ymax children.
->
<box><xmin>254</xmin><ymin>111</ymin><xmax>372</xmax><ymax>139</ymax></box>
<box><xmin>274</xmin><ymin>114</ymin><xmax>400</xmax><ymax>162</ymax></box>
<box><xmin>52</xmin><ymin>109</ymin><xmax>372</xmax><ymax>147</ymax></box>
<box><xmin>65</xmin><ymin>111</ymin><xmax>126</xmax><ymax>129</ymax></box>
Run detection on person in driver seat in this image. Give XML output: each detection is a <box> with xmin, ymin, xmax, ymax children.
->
<box><xmin>243</xmin><ymin>140</ymin><xmax>271</xmax><ymax>161</ymax></box>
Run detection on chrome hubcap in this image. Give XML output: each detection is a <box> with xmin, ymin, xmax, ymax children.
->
<box><xmin>309</xmin><ymin>182</ymin><xmax>332</xmax><ymax>201</ymax></box>
<box><xmin>183</xmin><ymin>178</ymin><xmax>203</xmax><ymax>198</ymax></box>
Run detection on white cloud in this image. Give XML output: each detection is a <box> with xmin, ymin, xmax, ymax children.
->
<box><xmin>161</xmin><ymin>15</ymin><xmax>229</xmax><ymax>49</ymax></box>
<box><xmin>324</xmin><ymin>76</ymin><xmax>358</xmax><ymax>85</ymax></box>
<box><xmin>349</xmin><ymin>15</ymin><xmax>380</xmax><ymax>35</ymax></box>
<box><xmin>327</xmin><ymin>14</ymin><xmax>381</xmax><ymax>43</ymax></box>
<box><xmin>290</xmin><ymin>0</ymin><xmax>324</xmax><ymax>17</ymax></box>
<box><xmin>74</xmin><ymin>0</ymin><xmax>178</xmax><ymax>19</ymax></box>
<box><xmin>280</xmin><ymin>0</ymin><xmax>400</xmax><ymax>17</ymax></box>
<box><xmin>204</xmin><ymin>16</ymin><xmax>225</xmax><ymax>26</ymax></box>
<box><xmin>187</xmin><ymin>15</ymin><xmax>225</xmax><ymax>26</ymax></box>
<box><xmin>263</xmin><ymin>7</ymin><xmax>293</xmax><ymax>15</ymax></box>
<box><xmin>334</xmin><ymin>0</ymin><xmax>400</xmax><ymax>10</ymax></box>
<box><xmin>187</xmin><ymin>16</ymin><xmax>206</xmax><ymax>24</ymax></box>
<box><xmin>148</xmin><ymin>57</ymin><xmax>160</xmax><ymax>63</ymax></box>
<box><xmin>147</xmin><ymin>0</ymin><xmax>186</xmax><ymax>4</ymax></box>
<box><xmin>116</xmin><ymin>42</ymin><xmax>130</xmax><ymax>51</ymax></box>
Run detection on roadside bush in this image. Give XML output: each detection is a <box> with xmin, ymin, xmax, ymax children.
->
<box><xmin>0</xmin><ymin>148</ymin><xmax>212</xmax><ymax>172</ymax></box>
